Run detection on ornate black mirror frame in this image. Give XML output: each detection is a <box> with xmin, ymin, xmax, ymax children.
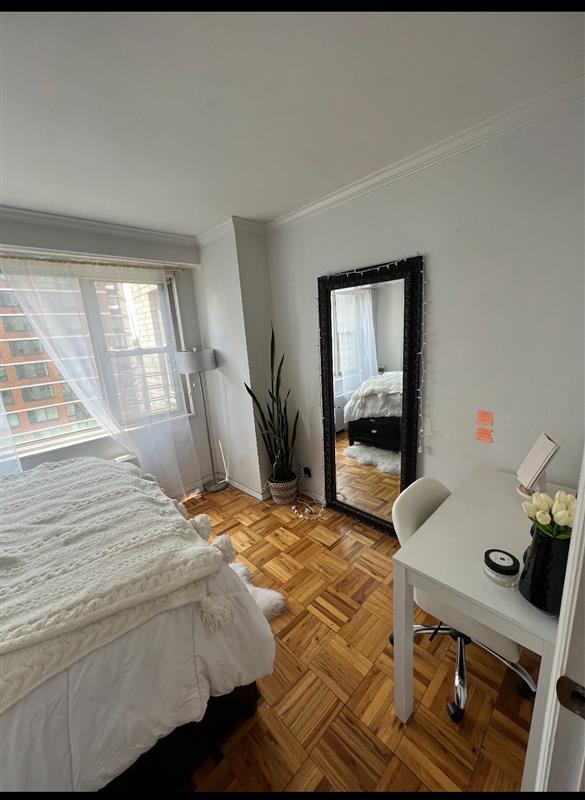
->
<box><xmin>318</xmin><ymin>256</ymin><xmax>423</xmax><ymax>536</ymax></box>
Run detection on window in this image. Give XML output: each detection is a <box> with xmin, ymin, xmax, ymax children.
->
<box><xmin>1</xmin><ymin>290</ymin><xmax>100</xmax><ymax>450</ymax></box>
<box><xmin>0</xmin><ymin>290</ymin><xmax>19</xmax><ymax>307</ymax></box>
<box><xmin>1</xmin><ymin>390</ymin><xmax>14</xmax><ymax>405</ymax></box>
<box><xmin>332</xmin><ymin>293</ymin><xmax>358</xmax><ymax>376</ymax></box>
<box><xmin>1</xmin><ymin>272</ymin><xmax>180</xmax><ymax>454</ymax></box>
<box><xmin>15</xmin><ymin>362</ymin><xmax>49</xmax><ymax>379</ymax></box>
<box><xmin>61</xmin><ymin>383</ymin><xmax>77</xmax><ymax>401</ymax></box>
<box><xmin>9</xmin><ymin>339</ymin><xmax>43</xmax><ymax>357</ymax></box>
<box><xmin>21</xmin><ymin>384</ymin><xmax>55</xmax><ymax>402</ymax></box>
<box><xmin>27</xmin><ymin>407</ymin><xmax>59</xmax><ymax>424</ymax></box>
<box><xmin>66</xmin><ymin>402</ymin><xmax>91</xmax><ymax>421</ymax></box>
<box><xmin>3</xmin><ymin>316</ymin><xmax>32</xmax><ymax>332</ymax></box>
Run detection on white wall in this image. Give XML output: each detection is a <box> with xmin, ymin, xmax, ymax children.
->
<box><xmin>374</xmin><ymin>281</ymin><xmax>404</xmax><ymax>373</ymax></box>
<box><xmin>267</xmin><ymin>105</ymin><xmax>584</xmax><ymax>497</ymax></box>
<box><xmin>0</xmin><ymin>209</ymin><xmax>200</xmax><ymax>265</ymax></box>
<box><xmin>233</xmin><ymin>221</ymin><xmax>274</xmax><ymax>485</ymax></box>
<box><xmin>193</xmin><ymin>222</ymin><xmax>271</xmax><ymax>498</ymax></box>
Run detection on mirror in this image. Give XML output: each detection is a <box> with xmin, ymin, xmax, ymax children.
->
<box><xmin>318</xmin><ymin>257</ymin><xmax>423</xmax><ymax>535</ymax></box>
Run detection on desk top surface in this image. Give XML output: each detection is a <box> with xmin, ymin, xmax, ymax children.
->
<box><xmin>393</xmin><ymin>468</ymin><xmax>560</xmax><ymax>645</ymax></box>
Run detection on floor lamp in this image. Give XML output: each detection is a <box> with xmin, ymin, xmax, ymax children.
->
<box><xmin>176</xmin><ymin>348</ymin><xmax>227</xmax><ymax>493</ymax></box>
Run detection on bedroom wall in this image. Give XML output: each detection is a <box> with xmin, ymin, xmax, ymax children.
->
<box><xmin>374</xmin><ymin>281</ymin><xmax>404</xmax><ymax>373</ymax></box>
<box><xmin>193</xmin><ymin>219</ymin><xmax>272</xmax><ymax>498</ymax></box>
<box><xmin>266</xmin><ymin>103</ymin><xmax>584</xmax><ymax>497</ymax></box>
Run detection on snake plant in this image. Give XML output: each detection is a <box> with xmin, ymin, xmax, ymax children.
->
<box><xmin>245</xmin><ymin>329</ymin><xmax>299</xmax><ymax>482</ymax></box>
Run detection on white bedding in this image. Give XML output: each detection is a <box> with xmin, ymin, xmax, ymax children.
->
<box><xmin>0</xmin><ymin>564</ymin><xmax>274</xmax><ymax>792</ymax></box>
<box><xmin>0</xmin><ymin>457</ymin><xmax>275</xmax><ymax>791</ymax></box>
<box><xmin>0</xmin><ymin>458</ymin><xmax>228</xmax><ymax>712</ymax></box>
<box><xmin>344</xmin><ymin>370</ymin><xmax>403</xmax><ymax>423</ymax></box>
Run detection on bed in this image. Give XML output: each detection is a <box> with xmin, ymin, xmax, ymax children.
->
<box><xmin>343</xmin><ymin>371</ymin><xmax>402</xmax><ymax>451</ymax></box>
<box><xmin>0</xmin><ymin>458</ymin><xmax>275</xmax><ymax>792</ymax></box>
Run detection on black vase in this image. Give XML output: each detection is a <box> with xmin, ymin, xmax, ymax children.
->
<box><xmin>519</xmin><ymin>524</ymin><xmax>571</xmax><ymax>616</ymax></box>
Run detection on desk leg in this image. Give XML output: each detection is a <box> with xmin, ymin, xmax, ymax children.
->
<box><xmin>393</xmin><ymin>561</ymin><xmax>413</xmax><ymax>723</ymax></box>
<box><xmin>521</xmin><ymin>641</ymin><xmax>555</xmax><ymax>791</ymax></box>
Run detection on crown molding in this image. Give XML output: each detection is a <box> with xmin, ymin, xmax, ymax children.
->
<box><xmin>0</xmin><ymin>206</ymin><xmax>199</xmax><ymax>248</ymax></box>
<box><xmin>197</xmin><ymin>215</ymin><xmax>266</xmax><ymax>246</ymax></box>
<box><xmin>267</xmin><ymin>76</ymin><xmax>584</xmax><ymax>230</ymax></box>
<box><xmin>196</xmin><ymin>219</ymin><xmax>234</xmax><ymax>246</ymax></box>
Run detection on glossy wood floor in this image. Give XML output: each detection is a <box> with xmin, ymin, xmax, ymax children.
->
<box><xmin>335</xmin><ymin>431</ymin><xmax>401</xmax><ymax>519</ymax></box>
<box><xmin>185</xmin><ymin>486</ymin><xmax>539</xmax><ymax>792</ymax></box>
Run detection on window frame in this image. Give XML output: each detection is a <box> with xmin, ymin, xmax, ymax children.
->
<box><xmin>2</xmin><ymin>273</ymin><xmax>185</xmax><ymax>456</ymax></box>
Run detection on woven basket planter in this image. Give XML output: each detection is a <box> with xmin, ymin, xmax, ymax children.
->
<box><xmin>267</xmin><ymin>475</ymin><xmax>298</xmax><ymax>505</ymax></box>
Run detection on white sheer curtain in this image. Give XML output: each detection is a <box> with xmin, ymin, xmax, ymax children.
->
<box><xmin>0</xmin><ymin>396</ymin><xmax>22</xmax><ymax>476</ymax></box>
<box><xmin>1</xmin><ymin>256</ymin><xmax>201</xmax><ymax>499</ymax></box>
<box><xmin>332</xmin><ymin>288</ymin><xmax>378</xmax><ymax>396</ymax></box>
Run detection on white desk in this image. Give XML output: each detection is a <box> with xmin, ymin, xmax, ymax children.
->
<box><xmin>392</xmin><ymin>467</ymin><xmax>559</xmax><ymax>792</ymax></box>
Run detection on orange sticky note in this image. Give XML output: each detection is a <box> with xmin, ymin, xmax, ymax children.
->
<box><xmin>475</xmin><ymin>427</ymin><xmax>493</xmax><ymax>443</ymax></box>
<box><xmin>476</xmin><ymin>410</ymin><xmax>494</xmax><ymax>427</ymax></box>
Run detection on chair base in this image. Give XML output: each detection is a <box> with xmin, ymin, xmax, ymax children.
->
<box><xmin>389</xmin><ymin>623</ymin><xmax>537</xmax><ymax>723</ymax></box>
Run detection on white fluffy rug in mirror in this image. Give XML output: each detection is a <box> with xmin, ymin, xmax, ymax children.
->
<box><xmin>343</xmin><ymin>443</ymin><xmax>401</xmax><ymax>475</ymax></box>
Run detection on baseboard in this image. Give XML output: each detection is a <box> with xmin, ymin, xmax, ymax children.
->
<box><xmin>227</xmin><ymin>477</ymin><xmax>267</xmax><ymax>501</ymax></box>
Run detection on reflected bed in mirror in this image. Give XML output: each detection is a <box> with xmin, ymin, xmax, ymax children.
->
<box><xmin>318</xmin><ymin>257</ymin><xmax>423</xmax><ymax>535</ymax></box>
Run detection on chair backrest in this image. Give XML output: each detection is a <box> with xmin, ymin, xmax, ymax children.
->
<box><xmin>393</xmin><ymin>477</ymin><xmax>451</xmax><ymax>546</ymax></box>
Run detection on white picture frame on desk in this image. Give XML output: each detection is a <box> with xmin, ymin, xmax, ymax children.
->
<box><xmin>517</xmin><ymin>433</ymin><xmax>559</xmax><ymax>497</ymax></box>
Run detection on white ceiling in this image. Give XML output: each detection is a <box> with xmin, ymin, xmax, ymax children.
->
<box><xmin>1</xmin><ymin>12</ymin><xmax>583</xmax><ymax>236</ymax></box>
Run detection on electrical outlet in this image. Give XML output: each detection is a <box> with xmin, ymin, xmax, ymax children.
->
<box><xmin>303</xmin><ymin>466</ymin><xmax>312</xmax><ymax>478</ymax></box>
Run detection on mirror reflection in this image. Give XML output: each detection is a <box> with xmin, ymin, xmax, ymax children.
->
<box><xmin>332</xmin><ymin>279</ymin><xmax>404</xmax><ymax>520</ymax></box>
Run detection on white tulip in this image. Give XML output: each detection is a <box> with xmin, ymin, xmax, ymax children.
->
<box><xmin>541</xmin><ymin>493</ymin><xmax>554</xmax><ymax>510</ymax></box>
<box><xmin>553</xmin><ymin>509</ymin><xmax>569</xmax><ymax>527</ymax></box>
<box><xmin>536</xmin><ymin>510</ymin><xmax>551</xmax><ymax>526</ymax></box>
<box><xmin>567</xmin><ymin>494</ymin><xmax>577</xmax><ymax>509</ymax></box>
<box><xmin>555</xmin><ymin>490</ymin><xmax>569</xmax><ymax>505</ymax></box>
<box><xmin>566</xmin><ymin>511</ymin><xmax>574</xmax><ymax>528</ymax></box>
<box><xmin>551</xmin><ymin>501</ymin><xmax>566</xmax><ymax>516</ymax></box>
<box><xmin>521</xmin><ymin>501</ymin><xmax>536</xmax><ymax>519</ymax></box>
<box><xmin>533</xmin><ymin>493</ymin><xmax>553</xmax><ymax>512</ymax></box>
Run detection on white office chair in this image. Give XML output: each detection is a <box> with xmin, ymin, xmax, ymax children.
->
<box><xmin>390</xmin><ymin>477</ymin><xmax>536</xmax><ymax>722</ymax></box>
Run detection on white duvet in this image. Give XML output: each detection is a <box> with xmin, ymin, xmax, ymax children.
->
<box><xmin>0</xmin><ymin>457</ymin><xmax>275</xmax><ymax>791</ymax></box>
<box><xmin>0</xmin><ymin>564</ymin><xmax>274</xmax><ymax>792</ymax></box>
<box><xmin>0</xmin><ymin>458</ymin><xmax>228</xmax><ymax>712</ymax></box>
<box><xmin>344</xmin><ymin>370</ymin><xmax>403</xmax><ymax>423</ymax></box>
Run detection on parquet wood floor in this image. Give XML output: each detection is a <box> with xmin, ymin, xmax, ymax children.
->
<box><xmin>335</xmin><ymin>431</ymin><xmax>401</xmax><ymax>519</ymax></box>
<box><xmin>185</xmin><ymin>485</ymin><xmax>539</xmax><ymax>793</ymax></box>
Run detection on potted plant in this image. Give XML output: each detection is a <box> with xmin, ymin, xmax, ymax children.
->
<box><xmin>519</xmin><ymin>491</ymin><xmax>576</xmax><ymax>615</ymax></box>
<box><xmin>245</xmin><ymin>330</ymin><xmax>300</xmax><ymax>505</ymax></box>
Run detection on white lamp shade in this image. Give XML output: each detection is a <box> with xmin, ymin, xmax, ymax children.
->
<box><xmin>176</xmin><ymin>348</ymin><xmax>217</xmax><ymax>374</ymax></box>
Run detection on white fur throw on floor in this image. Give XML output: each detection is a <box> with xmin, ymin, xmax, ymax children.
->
<box><xmin>190</xmin><ymin>514</ymin><xmax>286</xmax><ymax>620</ymax></box>
<box><xmin>229</xmin><ymin>563</ymin><xmax>287</xmax><ymax>620</ymax></box>
<box><xmin>343</xmin><ymin>443</ymin><xmax>401</xmax><ymax>475</ymax></box>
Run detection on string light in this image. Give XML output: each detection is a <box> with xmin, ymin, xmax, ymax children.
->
<box><xmin>417</xmin><ymin>267</ymin><xmax>427</xmax><ymax>455</ymax></box>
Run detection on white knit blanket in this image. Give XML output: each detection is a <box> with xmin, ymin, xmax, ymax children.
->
<box><xmin>0</xmin><ymin>458</ymin><xmax>225</xmax><ymax>712</ymax></box>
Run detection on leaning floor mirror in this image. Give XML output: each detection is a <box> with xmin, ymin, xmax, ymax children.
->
<box><xmin>318</xmin><ymin>256</ymin><xmax>423</xmax><ymax>535</ymax></box>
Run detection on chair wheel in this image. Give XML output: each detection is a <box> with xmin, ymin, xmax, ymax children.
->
<box><xmin>446</xmin><ymin>701</ymin><xmax>464</xmax><ymax>723</ymax></box>
<box><xmin>518</xmin><ymin>680</ymin><xmax>536</xmax><ymax>700</ymax></box>
<box><xmin>388</xmin><ymin>632</ymin><xmax>394</xmax><ymax>646</ymax></box>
